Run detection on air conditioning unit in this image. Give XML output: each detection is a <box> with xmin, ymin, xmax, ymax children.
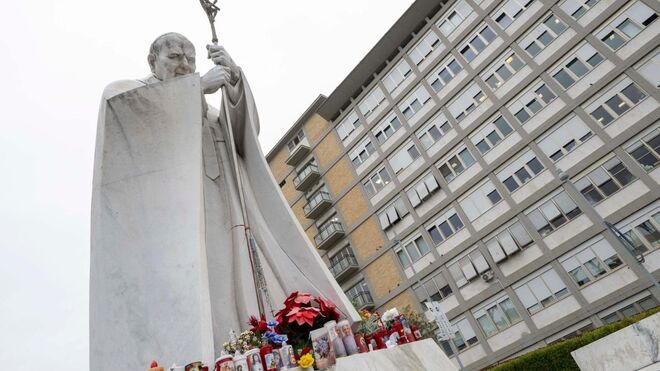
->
<box><xmin>481</xmin><ymin>270</ymin><xmax>495</xmax><ymax>282</ymax></box>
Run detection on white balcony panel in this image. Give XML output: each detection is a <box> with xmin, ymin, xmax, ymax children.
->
<box><xmin>408</xmin><ymin>101</ymin><xmax>435</xmax><ymax>127</ymax></box>
<box><xmin>405</xmin><ymin>253</ymin><xmax>436</xmax><ymax>279</ymax></box>
<box><xmin>437</xmin><ymin>70</ymin><xmax>469</xmax><ymax>101</ymax></box>
<box><xmin>473</xmin><ymin>201</ymin><xmax>511</xmax><ymax>232</ymax></box>
<box><xmin>577</xmin><ymin>0</ymin><xmax>615</xmax><ymax>27</ymax></box>
<box><xmin>499</xmin><ymin>244</ymin><xmax>543</xmax><ymax>277</ymax></box>
<box><xmin>650</xmin><ymin>167</ymin><xmax>660</xmax><ymax>185</ymax></box>
<box><xmin>437</xmin><ymin>228</ymin><xmax>471</xmax><ymax>256</ymax></box>
<box><xmin>385</xmin><ymin>215</ymin><xmax>415</xmax><ymax>240</ymax></box>
<box><xmin>582</xmin><ymin>267</ymin><xmax>638</xmax><ymax>303</ymax></box>
<box><xmin>439</xmin><ymin>294</ymin><xmax>460</xmax><ymax>314</ymax></box>
<box><xmin>567</xmin><ymin>61</ymin><xmax>615</xmax><ymax>99</ymax></box>
<box><xmin>521</xmin><ymin>98</ymin><xmax>565</xmax><ymax>134</ymax></box>
<box><xmin>470</xmin><ymin>38</ymin><xmax>504</xmax><ymax>70</ymax></box>
<box><xmin>459</xmin><ymin>100</ymin><xmax>494</xmax><ymax>131</ymax></box>
<box><xmin>594</xmin><ymin>180</ymin><xmax>650</xmax><ymax>218</ymax></box>
<box><xmin>495</xmin><ymin>66</ymin><xmax>533</xmax><ymax>99</ymax></box>
<box><xmin>370</xmin><ymin>181</ymin><xmax>396</xmax><ymax>206</ymax></box>
<box><xmin>427</xmin><ymin>130</ymin><xmax>458</xmax><ymax>158</ymax></box>
<box><xmin>448</xmin><ymin>163</ymin><xmax>483</xmax><ymax>193</ymax></box>
<box><xmin>460</xmin><ymin>276</ymin><xmax>491</xmax><ymax>301</ymax></box>
<box><xmin>531</xmin><ymin>295</ymin><xmax>581</xmax><ymax>329</ymax></box>
<box><xmin>483</xmin><ymin>132</ymin><xmax>523</xmax><ymax>165</ymax></box>
<box><xmin>397</xmin><ymin>157</ymin><xmax>425</xmax><ymax>183</ymax></box>
<box><xmin>642</xmin><ymin>250</ymin><xmax>660</xmax><ymax>273</ymax></box>
<box><xmin>544</xmin><ymin>214</ymin><xmax>593</xmax><ymax>250</ymax></box>
<box><xmin>355</xmin><ymin>154</ymin><xmax>379</xmax><ymax>176</ymax></box>
<box><xmin>555</xmin><ymin>136</ymin><xmax>604</xmax><ymax>173</ymax></box>
<box><xmin>603</xmin><ymin>98</ymin><xmax>659</xmax><ymax>139</ymax></box>
<box><xmin>381</xmin><ymin>127</ymin><xmax>408</xmax><ymax>152</ymax></box>
<box><xmin>447</xmin><ymin>12</ymin><xmax>479</xmax><ymax>44</ymax></box>
<box><xmin>505</xmin><ymin>1</ymin><xmax>544</xmax><ymax>36</ymax></box>
<box><xmin>511</xmin><ymin>171</ymin><xmax>554</xmax><ymax>204</ymax></box>
<box><xmin>342</xmin><ymin>125</ymin><xmax>365</xmax><ymax>149</ymax></box>
<box><xmin>488</xmin><ymin>321</ymin><xmax>530</xmax><ymax>352</ymax></box>
<box><xmin>390</xmin><ymin>74</ymin><xmax>416</xmax><ymax>100</ymax></box>
<box><xmin>453</xmin><ymin>344</ymin><xmax>486</xmax><ymax>366</ymax></box>
<box><xmin>533</xmin><ymin>29</ymin><xmax>576</xmax><ymax>66</ymax></box>
<box><xmin>415</xmin><ymin>190</ymin><xmax>448</xmax><ymax>219</ymax></box>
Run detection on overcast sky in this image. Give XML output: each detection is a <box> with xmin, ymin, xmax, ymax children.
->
<box><xmin>0</xmin><ymin>1</ymin><xmax>414</xmax><ymax>369</ymax></box>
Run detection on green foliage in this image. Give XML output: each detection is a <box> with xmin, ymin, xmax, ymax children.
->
<box><xmin>490</xmin><ymin>307</ymin><xmax>660</xmax><ymax>371</ymax></box>
<box><xmin>401</xmin><ymin>305</ymin><xmax>436</xmax><ymax>340</ymax></box>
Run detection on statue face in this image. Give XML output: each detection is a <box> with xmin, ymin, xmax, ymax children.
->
<box><xmin>149</xmin><ymin>35</ymin><xmax>196</xmax><ymax>80</ymax></box>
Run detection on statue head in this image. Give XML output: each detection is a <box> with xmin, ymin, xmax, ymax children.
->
<box><xmin>148</xmin><ymin>32</ymin><xmax>196</xmax><ymax>80</ymax></box>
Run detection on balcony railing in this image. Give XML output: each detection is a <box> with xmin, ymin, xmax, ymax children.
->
<box><xmin>293</xmin><ymin>164</ymin><xmax>320</xmax><ymax>191</ymax></box>
<box><xmin>314</xmin><ymin>221</ymin><xmax>345</xmax><ymax>250</ymax></box>
<box><xmin>303</xmin><ymin>191</ymin><xmax>333</xmax><ymax>219</ymax></box>
<box><xmin>352</xmin><ymin>292</ymin><xmax>375</xmax><ymax>310</ymax></box>
<box><xmin>286</xmin><ymin>142</ymin><xmax>311</xmax><ymax>166</ymax></box>
<box><xmin>329</xmin><ymin>253</ymin><xmax>359</xmax><ymax>282</ymax></box>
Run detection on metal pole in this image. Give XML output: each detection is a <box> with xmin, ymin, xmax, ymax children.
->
<box><xmin>393</xmin><ymin>238</ymin><xmax>464</xmax><ymax>370</ymax></box>
<box><xmin>558</xmin><ymin>171</ymin><xmax>660</xmax><ymax>299</ymax></box>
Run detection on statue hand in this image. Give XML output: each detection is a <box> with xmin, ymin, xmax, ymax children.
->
<box><xmin>200</xmin><ymin>65</ymin><xmax>233</xmax><ymax>94</ymax></box>
<box><xmin>207</xmin><ymin>44</ymin><xmax>239</xmax><ymax>84</ymax></box>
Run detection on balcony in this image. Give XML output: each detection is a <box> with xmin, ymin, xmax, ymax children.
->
<box><xmin>353</xmin><ymin>292</ymin><xmax>375</xmax><ymax>311</ymax></box>
<box><xmin>286</xmin><ymin>143</ymin><xmax>311</xmax><ymax>166</ymax></box>
<box><xmin>314</xmin><ymin>221</ymin><xmax>345</xmax><ymax>250</ymax></box>
<box><xmin>293</xmin><ymin>164</ymin><xmax>320</xmax><ymax>191</ymax></box>
<box><xmin>303</xmin><ymin>191</ymin><xmax>333</xmax><ymax>219</ymax></box>
<box><xmin>329</xmin><ymin>253</ymin><xmax>359</xmax><ymax>282</ymax></box>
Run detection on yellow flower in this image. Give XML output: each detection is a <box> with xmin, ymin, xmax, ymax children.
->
<box><xmin>299</xmin><ymin>353</ymin><xmax>314</xmax><ymax>369</ymax></box>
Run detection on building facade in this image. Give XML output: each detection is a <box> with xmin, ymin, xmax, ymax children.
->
<box><xmin>266</xmin><ymin>0</ymin><xmax>660</xmax><ymax>368</ymax></box>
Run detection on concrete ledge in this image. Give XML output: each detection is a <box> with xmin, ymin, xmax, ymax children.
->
<box><xmin>334</xmin><ymin>339</ymin><xmax>457</xmax><ymax>371</ymax></box>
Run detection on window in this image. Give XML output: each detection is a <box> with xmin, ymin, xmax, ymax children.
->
<box><xmin>485</xmin><ymin>220</ymin><xmax>534</xmax><ymax>262</ymax></box>
<box><xmin>497</xmin><ymin>149</ymin><xmax>546</xmax><ymax>193</ymax></box>
<box><xmin>383</xmin><ymin>59</ymin><xmax>414</xmax><ymax>93</ymax></box>
<box><xmin>389</xmin><ymin>141</ymin><xmax>421</xmax><ymax>174</ymax></box>
<box><xmin>597</xmin><ymin>2</ymin><xmax>658</xmax><ymax>51</ymax></box>
<box><xmin>396</xmin><ymin>235</ymin><xmax>431</xmax><ymax>268</ymax></box>
<box><xmin>362</xmin><ymin>166</ymin><xmax>392</xmax><ymax>197</ymax></box>
<box><xmin>560</xmin><ymin>0</ymin><xmax>600</xmax><ymax>20</ymax></box>
<box><xmin>459</xmin><ymin>24</ymin><xmax>498</xmax><ymax>62</ymax></box>
<box><xmin>621</xmin><ymin>212</ymin><xmax>660</xmax><ymax>255</ymax></box>
<box><xmin>515</xmin><ymin>268</ymin><xmax>568</xmax><ymax>315</ymax></box>
<box><xmin>601</xmin><ymin>295</ymin><xmax>659</xmax><ymax>324</ymax></box>
<box><xmin>626</xmin><ymin>127</ymin><xmax>660</xmax><ymax>171</ymax></box>
<box><xmin>416</xmin><ymin>113</ymin><xmax>452</xmax><ymax>150</ymax></box>
<box><xmin>427</xmin><ymin>56</ymin><xmax>463</xmax><ymax>93</ymax></box>
<box><xmin>408</xmin><ymin>30</ymin><xmax>443</xmax><ymax>66</ymax></box>
<box><xmin>287</xmin><ymin>130</ymin><xmax>306</xmax><ymax>152</ymax></box>
<box><xmin>358</xmin><ymin>86</ymin><xmax>386</xmax><ymax>119</ymax></box>
<box><xmin>337</xmin><ymin>111</ymin><xmax>360</xmax><ymax>142</ymax></box>
<box><xmin>372</xmin><ymin>112</ymin><xmax>403</xmax><ymax>145</ymax></box>
<box><xmin>586</xmin><ymin>78</ymin><xmax>647</xmax><ymax>126</ymax></box>
<box><xmin>471</xmin><ymin>115</ymin><xmax>514</xmax><ymax>155</ymax></box>
<box><xmin>560</xmin><ymin>237</ymin><xmax>623</xmax><ymax>287</ymax></box>
<box><xmin>536</xmin><ymin>115</ymin><xmax>593</xmax><ymax>162</ymax></box>
<box><xmin>474</xmin><ymin>296</ymin><xmax>522</xmax><ymax>337</ymax></box>
<box><xmin>460</xmin><ymin>180</ymin><xmax>502</xmax><ymax>221</ymax></box>
<box><xmin>520</xmin><ymin>13</ymin><xmax>568</xmax><ymax>57</ymax></box>
<box><xmin>636</xmin><ymin>52</ymin><xmax>660</xmax><ymax>88</ymax></box>
<box><xmin>439</xmin><ymin>318</ymin><xmax>479</xmax><ymax>357</ymax></box>
<box><xmin>427</xmin><ymin>208</ymin><xmax>465</xmax><ymax>245</ymax></box>
<box><xmin>378</xmin><ymin>197</ymin><xmax>409</xmax><ymax>230</ymax></box>
<box><xmin>509</xmin><ymin>81</ymin><xmax>557</xmax><ymax>124</ymax></box>
<box><xmin>448</xmin><ymin>82</ymin><xmax>487</xmax><ymax>122</ymax></box>
<box><xmin>437</xmin><ymin>0</ymin><xmax>474</xmax><ymax>37</ymax></box>
<box><xmin>346</xmin><ymin>280</ymin><xmax>373</xmax><ymax>307</ymax></box>
<box><xmin>574</xmin><ymin>156</ymin><xmax>636</xmax><ymax>205</ymax></box>
<box><xmin>414</xmin><ymin>272</ymin><xmax>453</xmax><ymax>305</ymax></box>
<box><xmin>349</xmin><ymin>138</ymin><xmax>377</xmax><ymax>168</ymax></box>
<box><xmin>399</xmin><ymin>85</ymin><xmax>432</xmax><ymax>120</ymax></box>
<box><xmin>493</xmin><ymin>0</ymin><xmax>537</xmax><ymax>29</ymax></box>
<box><xmin>406</xmin><ymin>172</ymin><xmax>440</xmax><ymax>208</ymax></box>
<box><xmin>438</xmin><ymin>146</ymin><xmax>476</xmax><ymax>183</ymax></box>
<box><xmin>448</xmin><ymin>248</ymin><xmax>491</xmax><ymax>287</ymax></box>
<box><xmin>552</xmin><ymin>42</ymin><xmax>604</xmax><ymax>89</ymax></box>
<box><xmin>483</xmin><ymin>51</ymin><xmax>525</xmax><ymax>90</ymax></box>
<box><xmin>526</xmin><ymin>190</ymin><xmax>582</xmax><ymax>237</ymax></box>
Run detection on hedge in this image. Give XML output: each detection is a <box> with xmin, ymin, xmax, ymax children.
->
<box><xmin>489</xmin><ymin>306</ymin><xmax>660</xmax><ymax>371</ymax></box>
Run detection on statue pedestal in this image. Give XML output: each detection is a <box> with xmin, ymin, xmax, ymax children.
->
<box><xmin>334</xmin><ymin>339</ymin><xmax>457</xmax><ymax>370</ymax></box>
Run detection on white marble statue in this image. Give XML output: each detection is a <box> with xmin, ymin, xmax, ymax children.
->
<box><xmin>90</xmin><ymin>33</ymin><xmax>359</xmax><ymax>370</ymax></box>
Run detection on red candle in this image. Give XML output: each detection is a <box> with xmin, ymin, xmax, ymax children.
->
<box><xmin>355</xmin><ymin>334</ymin><xmax>369</xmax><ymax>353</ymax></box>
<box><xmin>260</xmin><ymin>344</ymin><xmax>276</xmax><ymax>371</ymax></box>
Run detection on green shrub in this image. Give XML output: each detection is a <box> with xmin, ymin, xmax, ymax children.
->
<box><xmin>489</xmin><ymin>307</ymin><xmax>660</xmax><ymax>371</ymax></box>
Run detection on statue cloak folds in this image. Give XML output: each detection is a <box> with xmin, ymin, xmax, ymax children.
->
<box><xmin>90</xmin><ymin>73</ymin><xmax>359</xmax><ymax>370</ymax></box>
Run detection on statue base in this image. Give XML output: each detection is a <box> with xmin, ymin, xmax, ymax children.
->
<box><xmin>333</xmin><ymin>339</ymin><xmax>457</xmax><ymax>370</ymax></box>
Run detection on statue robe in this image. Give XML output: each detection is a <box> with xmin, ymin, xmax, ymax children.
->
<box><xmin>90</xmin><ymin>73</ymin><xmax>359</xmax><ymax>370</ymax></box>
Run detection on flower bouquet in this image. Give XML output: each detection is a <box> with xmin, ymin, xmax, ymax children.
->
<box><xmin>272</xmin><ymin>291</ymin><xmax>340</xmax><ymax>349</ymax></box>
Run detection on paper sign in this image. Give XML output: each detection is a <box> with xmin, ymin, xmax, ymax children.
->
<box><xmin>425</xmin><ymin>301</ymin><xmax>455</xmax><ymax>341</ymax></box>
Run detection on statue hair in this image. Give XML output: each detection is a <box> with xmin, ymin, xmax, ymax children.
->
<box><xmin>148</xmin><ymin>32</ymin><xmax>194</xmax><ymax>58</ymax></box>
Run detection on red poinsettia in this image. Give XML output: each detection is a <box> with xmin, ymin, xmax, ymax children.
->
<box><xmin>247</xmin><ymin>313</ymin><xmax>268</xmax><ymax>334</ymax></box>
<box><xmin>286</xmin><ymin>306</ymin><xmax>321</xmax><ymax>326</ymax></box>
<box><xmin>315</xmin><ymin>297</ymin><xmax>340</xmax><ymax>322</ymax></box>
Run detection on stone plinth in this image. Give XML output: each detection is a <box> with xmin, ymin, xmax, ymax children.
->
<box><xmin>571</xmin><ymin>312</ymin><xmax>660</xmax><ymax>371</ymax></box>
<box><xmin>333</xmin><ymin>339</ymin><xmax>457</xmax><ymax>371</ymax></box>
